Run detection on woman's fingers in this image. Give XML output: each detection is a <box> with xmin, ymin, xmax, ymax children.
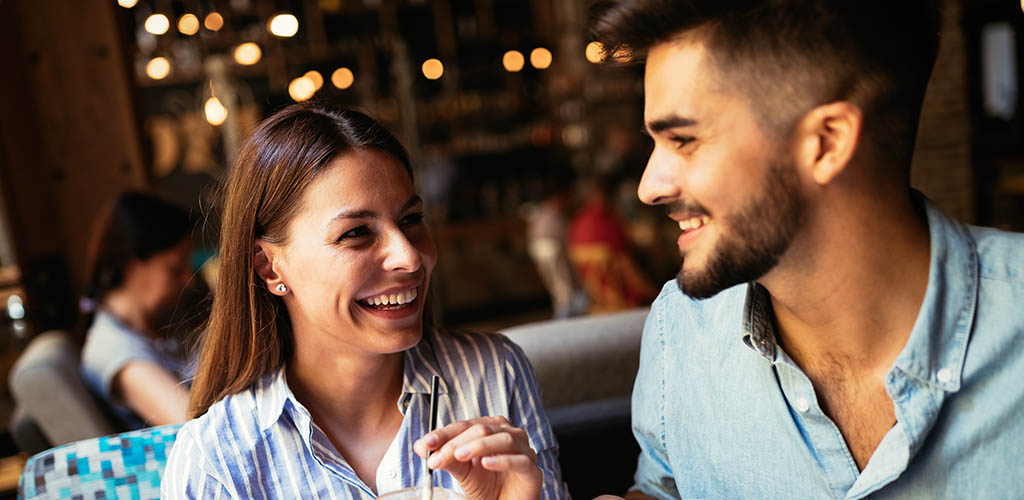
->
<box><xmin>479</xmin><ymin>453</ymin><xmax>538</xmax><ymax>473</ymax></box>
<box><xmin>414</xmin><ymin>416</ymin><xmax>512</xmax><ymax>457</ymax></box>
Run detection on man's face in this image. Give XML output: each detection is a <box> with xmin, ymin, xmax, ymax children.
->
<box><xmin>641</xmin><ymin>40</ymin><xmax>805</xmax><ymax>299</ymax></box>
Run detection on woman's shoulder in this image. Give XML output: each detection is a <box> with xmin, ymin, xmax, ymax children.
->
<box><xmin>429</xmin><ymin>327</ymin><xmax>526</xmax><ymax>362</ymax></box>
<box><xmin>174</xmin><ymin>378</ymin><xmax>268</xmax><ymax>458</ymax></box>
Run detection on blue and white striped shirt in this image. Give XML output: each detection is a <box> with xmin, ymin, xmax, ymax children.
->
<box><xmin>162</xmin><ymin>329</ymin><xmax>569</xmax><ymax>499</ymax></box>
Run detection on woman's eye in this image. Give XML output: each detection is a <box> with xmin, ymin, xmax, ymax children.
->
<box><xmin>400</xmin><ymin>212</ymin><xmax>426</xmax><ymax>226</ymax></box>
<box><xmin>337</xmin><ymin>226</ymin><xmax>371</xmax><ymax>241</ymax></box>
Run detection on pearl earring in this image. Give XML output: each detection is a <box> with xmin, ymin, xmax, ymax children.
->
<box><xmin>276</xmin><ymin>284</ymin><xmax>288</xmax><ymax>293</ymax></box>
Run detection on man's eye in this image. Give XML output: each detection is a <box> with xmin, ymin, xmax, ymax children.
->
<box><xmin>338</xmin><ymin>226</ymin><xmax>371</xmax><ymax>241</ymax></box>
<box><xmin>400</xmin><ymin>212</ymin><xmax>425</xmax><ymax>226</ymax></box>
<box><xmin>670</xmin><ymin>136</ymin><xmax>695</xmax><ymax>148</ymax></box>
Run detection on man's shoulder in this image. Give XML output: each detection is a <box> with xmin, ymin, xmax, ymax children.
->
<box><xmin>646</xmin><ymin>280</ymin><xmax>747</xmax><ymax>356</ymax></box>
<box><xmin>650</xmin><ymin>280</ymin><xmax>747</xmax><ymax>323</ymax></box>
<box><xmin>969</xmin><ymin>225</ymin><xmax>1024</xmax><ymax>284</ymax></box>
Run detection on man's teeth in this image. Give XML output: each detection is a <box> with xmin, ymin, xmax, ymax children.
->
<box><xmin>366</xmin><ymin>288</ymin><xmax>418</xmax><ymax>307</ymax></box>
<box><xmin>678</xmin><ymin>216</ymin><xmax>711</xmax><ymax>231</ymax></box>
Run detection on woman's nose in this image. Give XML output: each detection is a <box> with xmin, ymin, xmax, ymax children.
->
<box><xmin>381</xmin><ymin>230</ymin><xmax>422</xmax><ymax>273</ymax></box>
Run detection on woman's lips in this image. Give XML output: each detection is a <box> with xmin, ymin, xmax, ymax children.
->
<box><xmin>356</xmin><ymin>286</ymin><xmax>421</xmax><ymax>319</ymax></box>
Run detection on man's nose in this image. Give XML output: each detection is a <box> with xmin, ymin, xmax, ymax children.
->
<box><xmin>637</xmin><ymin>147</ymin><xmax>682</xmax><ymax>206</ymax></box>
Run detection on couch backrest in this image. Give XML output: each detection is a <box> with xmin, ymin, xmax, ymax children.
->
<box><xmin>500</xmin><ymin>308</ymin><xmax>648</xmax><ymax>411</ymax></box>
<box><xmin>8</xmin><ymin>330</ymin><xmax>118</xmax><ymax>451</ymax></box>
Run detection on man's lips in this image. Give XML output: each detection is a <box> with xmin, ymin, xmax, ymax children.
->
<box><xmin>673</xmin><ymin>214</ymin><xmax>711</xmax><ymax>233</ymax></box>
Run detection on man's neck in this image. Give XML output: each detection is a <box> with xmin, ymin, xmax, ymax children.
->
<box><xmin>762</xmin><ymin>190</ymin><xmax>931</xmax><ymax>378</ymax></box>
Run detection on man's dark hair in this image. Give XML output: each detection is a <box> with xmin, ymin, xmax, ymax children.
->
<box><xmin>589</xmin><ymin>0</ymin><xmax>942</xmax><ymax>171</ymax></box>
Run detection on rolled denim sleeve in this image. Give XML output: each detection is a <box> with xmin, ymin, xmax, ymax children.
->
<box><xmin>629</xmin><ymin>294</ymin><xmax>680</xmax><ymax>499</ymax></box>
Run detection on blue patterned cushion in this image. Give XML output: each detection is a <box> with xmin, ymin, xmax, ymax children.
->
<box><xmin>19</xmin><ymin>423</ymin><xmax>182</xmax><ymax>500</ymax></box>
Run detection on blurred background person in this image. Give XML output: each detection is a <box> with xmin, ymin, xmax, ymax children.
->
<box><xmin>79</xmin><ymin>191</ymin><xmax>196</xmax><ymax>429</ymax></box>
<box><xmin>524</xmin><ymin>168</ymin><xmax>589</xmax><ymax>319</ymax></box>
<box><xmin>568</xmin><ymin>174</ymin><xmax>659</xmax><ymax>313</ymax></box>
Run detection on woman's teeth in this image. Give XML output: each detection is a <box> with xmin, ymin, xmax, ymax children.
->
<box><xmin>363</xmin><ymin>288</ymin><xmax>418</xmax><ymax>309</ymax></box>
<box><xmin>679</xmin><ymin>215</ymin><xmax>711</xmax><ymax>232</ymax></box>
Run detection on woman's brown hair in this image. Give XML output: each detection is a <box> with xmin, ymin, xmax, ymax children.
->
<box><xmin>188</xmin><ymin>102</ymin><xmax>412</xmax><ymax>417</ymax></box>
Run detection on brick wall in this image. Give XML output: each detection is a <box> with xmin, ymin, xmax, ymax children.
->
<box><xmin>911</xmin><ymin>0</ymin><xmax>975</xmax><ymax>222</ymax></box>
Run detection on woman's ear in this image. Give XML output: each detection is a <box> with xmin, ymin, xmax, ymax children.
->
<box><xmin>254</xmin><ymin>240</ymin><xmax>286</xmax><ymax>295</ymax></box>
<box><xmin>793</xmin><ymin>101</ymin><xmax>863</xmax><ymax>186</ymax></box>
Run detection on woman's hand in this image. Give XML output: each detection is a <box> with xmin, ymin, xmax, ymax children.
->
<box><xmin>413</xmin><ymin>416</ymin><xmax>542</xmax><ymax>500</ymax></box>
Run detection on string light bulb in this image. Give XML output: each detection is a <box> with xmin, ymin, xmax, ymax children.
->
<box><xmin>145</xmin><ymin>57</ymin><xmax>171</xmax><ymax>79</ymax></box>
<box><xmin>502</xmin><ymin>50</ymin><xmax>525</xmax><ymax>72</ymax></box>
<box><xmin>234</xmin><ymin>43</ymin><xmax>262</xmax><ymax>65</ymax></box>
<box><xmin>422</xmin><ymin>59</ymin><xmax>444</xmax><ymax>80</ymax></box>
<box><xmin>205</xmin><ymin>97</ymin><xmax>228</xmax><ymax>126</ymax></box>
<box><xmin>331</xmin><ymin>67</ymin><xmax>354</xmax><ymax>89</ymax></box>
<box><xmin>269</xmin><ymin>14</ymin><xmax>299</xmax><ymax>37</ymax></box>
<box><xmin>530</xmin><ymin>47</ymin><xmax>552</xmax><ymax>69</ymax></box>
<box><xmin>144</xmin><ymin>14</ymin><xmax>170</xmax><ymax>35</ymax></box>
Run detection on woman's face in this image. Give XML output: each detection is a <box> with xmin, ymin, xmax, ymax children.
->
<box><xmin>124</xmin><ymin>237</ymin><xmax>194</xmax><ymax>323</ymax></box>
<box><xmin>264</xmin><ymin>148</ymin><xmax>436</xmax><ymax>358</ymax></box>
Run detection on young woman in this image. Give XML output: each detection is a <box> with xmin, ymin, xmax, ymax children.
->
<box><xmin>80</xmin><ymin>191</ymin><xmax>195</xmax><ymax>428</ymax></box>
<box><xmin>162</xmin><ymin>103</ymin><xmax>567</xmax><ymax>499</ymax></box>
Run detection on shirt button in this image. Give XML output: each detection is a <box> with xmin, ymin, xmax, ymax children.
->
<box><xmin>794</xmin><ymin>397</ymin><xmax>810</xmax><ymax>413</ymax></box>
<box><xmin>937</xmin><ymin>368</ymin><xmax>952</xmax><ymax>383</ymax></box>
<box><xmin>389</xmin><ymin>469</ymin><xmax>397</xmax><ymax>479</ymax></box>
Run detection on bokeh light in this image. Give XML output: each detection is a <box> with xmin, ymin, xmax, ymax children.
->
<box><xmin>331</xmin><ymin>67</ymin><xmax>355</xmax><ymax>89</ymax></box>
<box><xmin>422</xmin><ymin>59</ymin><xmax>444</xmax><ymax>80</ymax></box>
<box><xmin>304</xmin><ymin>70</ymin><xmax>324</xmax><ymax>91</ymax></box>
<box><xmin>177</xmin><ymin>14</ymin><xmax>199</xmax><ymax>35</ymax></box>
<box><xmin>585</xmin><ymin>42</ymin><xmax>604</xmax><ymax>64</ymax></box>
<box><xmin>204</xmin><ymin>12</ymin><xmax>224</xmax><ymax>31</ymax></box>
<box><xmin>144</xmin><ymin>14</ymin><xmax>170</xmax><ymax>35</ymax></box>
<box><xmin>503</xmin><ymin>50</ymin><xmax>525</xmax><ymax>72</ymax></box>
<box><xmin>269</xmin><ymin>14</ymin><xmax>299</xmax><ymax>37</ymax></box>
<box><xmin>530</xmin><ymin>47</ymin><xmax>552</xmax><ymax>69</ymax></box>
<box><xmin>233</xmin><ymin>43</ymin><xmax>262</xmax><ymax>65</ymax></box>
<box><xmin>288</xmin><ymin>76</ymin><xmax>316</xmax><ymax>101</ymax></box>
<box><xmin>204</xmin><ymin>97</ymin><xmax>228</xmax><ymax>126</ymax></box>
<box><xmin>145</xmin><ymin>57</ymin><xmax>170</xmax><ymax>80</ymax></box>
<box><xmin>117</xmin><ymin>0</ymin><xmax>137</xmax><ymax>8</ymax></box>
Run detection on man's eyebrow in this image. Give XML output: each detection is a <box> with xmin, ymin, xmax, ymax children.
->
<box><xmin>327</xmin><ymin>195</ymin><xmax>422</xmax><ymax>225</ymax></box>
<box><xmin>646</xmin><ymin>116</ymin><xmax>698</xmax><ymax>135</ymax></box>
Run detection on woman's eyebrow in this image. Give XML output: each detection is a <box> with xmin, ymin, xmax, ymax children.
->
<box><xmin>326</xmin><ymin>195</ymin><xmax>422</xmax><ymax>227</ymax></box>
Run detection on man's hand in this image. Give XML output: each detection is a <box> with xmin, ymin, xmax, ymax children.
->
<box><xmin>413</xmin><ymin>416</ymin><xmax>542</xmax><ymax>500</ymax></box>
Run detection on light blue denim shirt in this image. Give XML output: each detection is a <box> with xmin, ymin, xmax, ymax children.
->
<box><xmin>631</xmin><ymin>198</ymin><xmax>1024</xmax><ymax>499</ymax></box>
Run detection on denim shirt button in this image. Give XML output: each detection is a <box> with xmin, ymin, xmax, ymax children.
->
<box><xmin>937</xmin><ymin>368</ymin><xmax>952</xmax><ymax>383</ymax></box>
<box><xmin>794</xmin><ymin>397</ymin><xmax>811</xmax><ymax>413</ymax></box>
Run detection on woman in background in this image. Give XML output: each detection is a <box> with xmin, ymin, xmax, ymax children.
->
<box><xmin>162</xmin><ymin>103</ymin><xmax>566</xmax><ymax>499</ymax></box>
<box><xmin>80</xmin><ymin>191</ymin><xmax>195</xmax><ymax>428</ymax></box>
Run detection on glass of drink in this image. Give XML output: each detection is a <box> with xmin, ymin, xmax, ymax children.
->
<box><xmin>377</xmin><ymin>487</ymin><xmax>467</xmax><ymax>500</ymax></box>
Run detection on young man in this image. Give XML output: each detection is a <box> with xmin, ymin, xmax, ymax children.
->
<box><xmin>589</xmin><ymin>1</ymin><xmax>1024</xmax><ymax>498</ymax></box>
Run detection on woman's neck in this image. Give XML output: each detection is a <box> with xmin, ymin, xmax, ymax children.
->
<box><xmin>102</xmin><ymin>290</ymin><xmax>153</xmax><ymax>336</ymax></box>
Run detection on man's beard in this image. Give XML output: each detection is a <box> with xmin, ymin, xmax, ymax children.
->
<box><xmin>676</xmin><ymin>159</ymin><xmax>804</xmax><ymax>299</ymax></box>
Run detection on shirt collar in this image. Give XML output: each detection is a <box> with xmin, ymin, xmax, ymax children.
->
<box><xmin>255</xmin><ymin>329</ymin><xmax>452</xmax><ymax>432</ymax></box>
<box><xmin>740</xmin><ymin>194</ymin><xmax>979</xmax><ymax>393</ymax></box>
<box><xmin>891</xmin><ymin>195</ymin><xmax>977</xmax><ymax>392</ymax></box>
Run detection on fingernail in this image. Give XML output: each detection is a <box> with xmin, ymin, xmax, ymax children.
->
<box><xmin>423</xmin><ymin>434</ymin><xmax>438</xmax><ymax>447</ymax></box>
<box><xmin>454</xmin><ymin>446</ymin><xmax>470</xmax><ymax>460</ymax></box>
<box><xmin>427</xmin><ymin>454</ymin><xmax>442</xmax><ymax>468</ymax></box>
<box><xmin>482</xmin><ymin>456</ymin><xmax>497</xmax><ymax>468</ymax></box>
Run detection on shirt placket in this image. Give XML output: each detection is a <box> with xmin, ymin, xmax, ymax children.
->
<box><xmin>773</xmin><ymin>349</ymin><xmax>860</xmax><ymax>499</ymax></box>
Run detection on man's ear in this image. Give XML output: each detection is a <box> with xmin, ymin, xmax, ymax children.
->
<box><xmin>793</xmin><ymin>101</ymin><xmax>863</xmax><ymax>186</ymax></box>
<box><xmin>254</xmin><ymin>240</ymin><xmax>286</xmax><ymax>295</ymax></box>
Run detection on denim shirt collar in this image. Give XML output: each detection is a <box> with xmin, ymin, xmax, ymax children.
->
<box><xmin>742</xmin><ymin>195</ymin><xmax>978</xmax><ymax>392</ymax></box>
<box><xmin>255</xmin><ymin>329</ymin><xmax>452</xmax><ymax>432</ymax></box>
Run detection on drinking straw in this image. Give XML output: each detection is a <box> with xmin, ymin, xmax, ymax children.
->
<box><xmin>422</xmin><ymin>375</ymin><xmax>440</xmax><ymax>500</ymax></box>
